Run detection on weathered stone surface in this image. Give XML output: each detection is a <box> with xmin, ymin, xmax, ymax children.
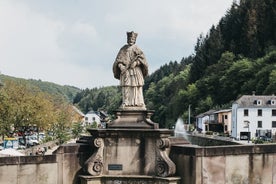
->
<box><xmin>107</xmin><ymin>109</ymin><xmax>158</xmax><ymax>129</ymax></box>
<box><xmin>0</xmin><ymin>165</ymin><xmax>18</xmax><ymax>183</ymax></box>
<box><xmin>19</xmin><ymin>163</ymin><xmax>58</xmax><ymax>184</ymax></box>
<box><xmin>202</xmin><ymin>156</ymin><xmax>225</xmax><ymax>184</ymax></box>
<box><xmin>273</xmin><ymin>154</ymin><xmax>276</xmax><ymax>183</ymax></box>
<box><xmin>0</xmin><ymin>143</ymin><xmax>92</xmax><ymax>184</ymax></box>
<box><xmin>225</xmin><ymin>155</ymin><xmax>249</xmax><ymax>184</ymax></box>
<box><xmin>170</xmin><ymin>143</ymin><xmax>276</xmax><ymax>184</ymax></box>
<box><xmin>79</xmin><ymin>175</ymin><xmax>181</xmax><ymax>184</ymax></box>
<box><xmin>84</xmin><ymin>129</ymin><xmax>176</xmax><ymax>177</ymax></box>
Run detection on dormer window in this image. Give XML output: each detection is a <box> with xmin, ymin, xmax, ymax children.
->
<box><xmin>257</xmin><ymin>100</ymin><xmax>262</xmax><ymax>105</ymax></box>
<box><xmin>271</xmin><ymin>100</ymin><xmax>275</xmax><ymax>105</ymax></box>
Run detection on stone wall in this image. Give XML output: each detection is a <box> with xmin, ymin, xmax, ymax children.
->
<box><xmin>0</xmin><ymin>143</ymin><xmax>92</xmax><ymax>184</ymax></box>
<box><xmin>1</xmin><ymin>138</ymin><xmax>276</xmax><ymax>184</ymax></box>
<box><xmin>185</xmin><ymin>134</ymin><xmax>240</xmax><ymax>146</ymax></box>
<box><xmin>54</xmin><ymin>143</ymin><xmax>93</xmax><ymax>184</ymax></box>
<box><xmin>170</xmin><ymin>143</ymin><xmax>276</xmax><ymax>184</ymax></box>
<box><xmin>0</xmin><ymin>155</ymin><xmax>57</xmax><ymax>184</ymax></box>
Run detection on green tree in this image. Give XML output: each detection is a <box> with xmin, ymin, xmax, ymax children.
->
<box><xmin>49</xmin><ymin>98</ymin><xmax>73</xmax><ymax>144</ymax></box>
<box><xmin>0</xmin><ymin>85</ymin><xmax>13</xmax><ymax>138</ymax></box>
<box><xmin>0</xmin><ymin>79</ymin><xmax>76</xmax><ymax>145</ymax></box>
<box><xmin>220</xmin><ymin>58</ymin><xmax>254</xmax><ymax>100</ymax></box>
<box><xmin>71</xmin><ymin>122</ymin><xmax>84</xmax><ymax>139</ymax></box>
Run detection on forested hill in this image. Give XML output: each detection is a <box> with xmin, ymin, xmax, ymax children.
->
<box><xmin>0</xmin><ymin>74</ymin><xmax>80</xmax><ymax>102</ymax></box>
<box><xmin>143</xmin><ymin>0</ymin><xmax>276</xmax><ymax>127</ymax></box>
<box><xmin>74</xmin><ymin>0</ymin><xmax>276</xmax><ymax>128</ymax></box>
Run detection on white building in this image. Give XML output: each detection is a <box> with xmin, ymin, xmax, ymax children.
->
<box><xmin>231</xmin><ymin>94</ymin><xmax>276</xmax><ymax>140</ymax></box>
<box><xmin>84</xmin><ymin>111</ymin><xmax>101</xmax><ymax>127</ymax></box>
<box><xmin>195</xmin><ymin>110</ymin><xmax>216</xmax><ymax>133</ymax></box>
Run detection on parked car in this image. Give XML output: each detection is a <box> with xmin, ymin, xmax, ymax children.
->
<box><xmin>17</xmin><ymin>136</ymin><xmax>39</xmax><ymax>147</ymax></box>
<box><xmin>28</xmin><ymin>136</ymin><xmax>39</xmax><ymax>145</ymax></box>
<box><xmin>38</xmin><ymin>133</ymin><xmax>45</xmax><ymax>142</ymax></box>
<box><xmin>259</xmin><ymin>136</ymin><xmax>272</xmax><ymax>142</ymax></box>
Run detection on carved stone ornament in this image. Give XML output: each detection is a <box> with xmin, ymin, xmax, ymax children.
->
<box><xmin>84</xmin><ymin>138</ymin><xmax>104</xmax><ymax>176</ymax></box>
<box><xmin>155</xmin><ymin>138</ymin><xmax>176</xmax><ymax>177</ymax></box>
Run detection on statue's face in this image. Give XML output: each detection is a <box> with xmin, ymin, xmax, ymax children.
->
<box><xmin>127</xmin><ymin>36</ymin><xmax>136</xmax><ymax>45</ymax></box>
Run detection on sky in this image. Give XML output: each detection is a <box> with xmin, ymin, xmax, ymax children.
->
<box><xmin>0</xmin><ymin>0</ymin><xmax>233</xmax><ymax>89</ymax></box>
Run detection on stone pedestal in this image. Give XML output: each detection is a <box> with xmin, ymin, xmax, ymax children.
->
<box><xmin>80</xmin><ymin>110</ymin><xmax>179</xmax><ymax>183</ymax></box>
<box><xmin>107</xmin><ymin>110</ymin><xmax>159</xmax><ymax>129</ymax></box>
<box><xmin>79</xmin><ymin>175</ymin><xmax>180</xmax><ymax>184</ymax></box>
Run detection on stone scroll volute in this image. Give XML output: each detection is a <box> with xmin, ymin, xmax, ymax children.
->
<box><xmin>155</xmin><ymin>138</ymin><xmax>176</xmax><ymax>177</ymax></box>
<box><xmin>84</xmin><ymin>138</ymin><xmax>104</xmax><ymax>176</ymax></box>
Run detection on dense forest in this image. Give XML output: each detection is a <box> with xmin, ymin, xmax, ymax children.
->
<box><xmin>74</xmin><ymin>0</ymin><xmax>276</xmax><ymax>128</ymax></box>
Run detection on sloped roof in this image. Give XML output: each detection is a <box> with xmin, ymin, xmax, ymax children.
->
<box><xmin>196</xmin><ymin>109</ymin><xmax>216</xmax><ymax>118</ymax></box>
<box><xmin>234</xmin><ymin>94</ymin><xmax>276</xmax><ymax>108</ymax></box>
<box><xmin>99</xmin><ymin>111</ymin><xmax>108</xmax><ymax>118</ymax></box>
<box><xmin>214</xmin><ymin>109</ymin><xmax>232</xmax><ymax>114</ymax></box>
<box><xmin>72</xmin><ymin>106</ymin><xmax>85</xmax><ymax>116</ymax></box>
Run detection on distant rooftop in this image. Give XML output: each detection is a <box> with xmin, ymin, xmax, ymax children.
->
<box><xmin>234</xmin><ymin>94</ymin><xmax>276</xmax><ymax>108</ymax></box>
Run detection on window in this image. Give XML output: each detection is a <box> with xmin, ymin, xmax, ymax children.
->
<box><xmin>272</xmin><ymin>109</ymin><xmax>276</xmax><ymax>116</ymax></box>
<box><xmin>205</xmin><ymin>125</ymin><xmax>208</xmax><ymax>131</ymax></box>
<box><xmin>272</xmin><ymin>121</ymin><xmax>276</xmax><ymax>128</ymax></box>
<box><xmin>257</xmin><ymin>121</ymin><xmax>262</xmax><ymax>128</ymax></box>
<box><xmin>271</xmin><ymin>100</ymin><xmax>275</xmax><ymax>105</ymax></box>
<box><xmin>224</xmin><ymin>125</ymin><xmax>228</xmax><ymax>131</ymax></box>
<box><xmin>244</xmin><ymin>109</ymin><xmax>249</xmax><ymax>116</ymax></box>
<box><xmin>257</xmin><ymin>100</ymin><xmax>262</xmax><ymax>105</ymax></box>
<box><xmin>258</xmin><ymin>109</ymin><xmax>262</xmax><ymax>116</ymax></box>
<box><xmin>85</xmin><ymin>117</ymin><xmax>88</xmax><ymax>121</ymax></box>
<box><xmin>224</xmin><ymin>115</ymin><xmax>228</xmax><ymax>119</ymax></box>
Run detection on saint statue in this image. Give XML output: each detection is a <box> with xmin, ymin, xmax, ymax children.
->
<box><xmin>113</xmin><ymin>31</ymin><xmax>148</xmax><ymax>109</ymax></box>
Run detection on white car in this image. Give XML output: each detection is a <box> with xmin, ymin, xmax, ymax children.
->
<box><xmin>18</xmin><ymin>136</ymin><xmax>39</xmax><ymax>147</ymax></box>
<box><xmin>27</xmin><ymin>136</ymin><xmax>39</xmax><ymax>146</ymax></box>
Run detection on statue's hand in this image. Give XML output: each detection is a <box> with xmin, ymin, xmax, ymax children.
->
<box><xmin>130</xmin><ymin>61</ymin><xmax>137</xmax><ymax>68</ymax></box>
<box><xmin>119</xmin><ymin>63</ymin><xmax>126</xmax><ymax>71</ymax></box>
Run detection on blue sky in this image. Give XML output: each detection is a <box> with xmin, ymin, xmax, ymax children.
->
<box><xmin>0</xmin><ymin>0</ymin><xmax>233</xmax><ymax>89</ymax></box>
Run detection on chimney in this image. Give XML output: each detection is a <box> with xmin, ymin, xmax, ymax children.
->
<box><xmin>252</xmin><ymin>91</ymin><xmax>255</xmax><ymax>96</ymax></box>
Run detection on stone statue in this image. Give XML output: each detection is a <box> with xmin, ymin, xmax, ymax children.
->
<box><xmin>113</xmin><ymin>31</ymin><xmax>148</xmax><ymax>109</ymax></box>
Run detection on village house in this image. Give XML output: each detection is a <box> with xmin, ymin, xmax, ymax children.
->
<box><xmin>195</xmin><ymin>94</ymin><xmax>276</xmax><ymax>141</ymax></box>
<box><xmin>214</xmin><ymin>109</ymin><xmax>232</xmax><ymax>135</ymax></box>
<box><xmin>196</xmin><ymin>109</ymin><xmax>231</xmax><ymax>134</ymax></box>
<box><xmin>231</xmin><ymin>94</ymin><xmax>276</xmax><ymax>140</ymax></box>
<box><xmin>84</xmin><ymin>110</ymin><xmax>101</xmax><ymax>127</ymax></box>
<box><xmin>195</xmin><ymin>109</ymin><xmax>216</xmax><ymax>133</ymax></box>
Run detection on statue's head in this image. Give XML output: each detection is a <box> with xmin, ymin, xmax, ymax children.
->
<box><xmin>127</xmin><ymin>31</ymin><xmax>138</xmax><ymax>45</ymax></box>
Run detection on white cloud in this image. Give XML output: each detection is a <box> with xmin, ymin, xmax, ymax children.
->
<box><xmin>0</xmin><ymin>0</ymin><xmax>233</xmax><ymax>89</ymax></box>
<box><xmin>71</xmin><ymin>21</ymin><xmax>98</xmax><ymax>40</ymax></box>
<box><xmin>0</xmin><ymin>1</ymin><xmax>65</xmax><ymax>79</ymax></box>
